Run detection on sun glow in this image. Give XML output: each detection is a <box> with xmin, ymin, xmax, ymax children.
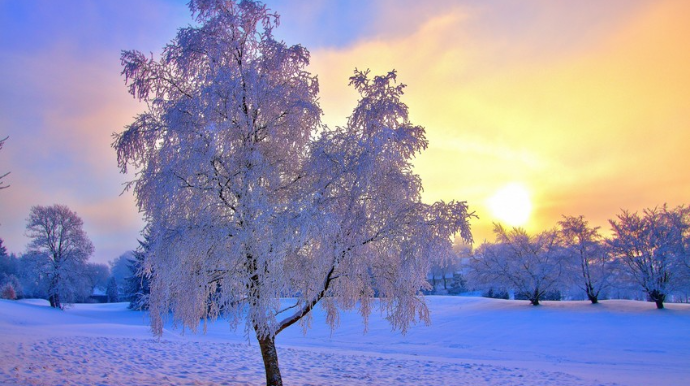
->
<box><xmin>486</xmin><ymin>183</ymin><xmax>532</xmax><ymax>227</ymax></box>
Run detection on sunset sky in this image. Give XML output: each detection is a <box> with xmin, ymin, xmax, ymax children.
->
<box><xmin>1</xmin><ymin>0</ymin><xmax>689</xmax><ymax>264</ymax></box>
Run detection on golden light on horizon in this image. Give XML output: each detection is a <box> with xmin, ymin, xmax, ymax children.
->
<box><xmin>486</xmin><ymin>183</ymin><xmax>532</xmax><ymax>227</ymax></box>
<box><xmin>306</xmin><ymin>0</ymin><xmax>690</xmax><ymax>244</ymax></box>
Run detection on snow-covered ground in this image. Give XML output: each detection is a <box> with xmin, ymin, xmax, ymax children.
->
<box><xmin>1</xmin><ymin>297</ymin><xmax>688</xmax><ymax>386</ymax></box>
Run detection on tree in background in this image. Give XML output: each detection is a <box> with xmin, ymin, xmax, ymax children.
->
<box><xmin>109</xmin><ymin>252</ymin><xmax>134</xmax><ymax>300</ymax></box>
<box><xmin>106</xmin><ymin>277</ymin><xmax>119</xmax><ymax>303</ymax></box>
<box><xmin>0</xmin><ymin>239</ymin><xmax>20</xmax><ymax>293</ymax></box>
<box><xmin>15</xmin><ymin>251</ymin><xmax>49</xmax><ymax>299</ymax></box>
<box><xmin>608</xmin><ymin>205</ymin><xmax>690</xmax><ymax>309</ymax></box>
<box><xmin>85</xmin><ymin>263</ymin><xmax>110</xmax><ymax>297</ymax></box>
<box><xmin>0</xmin><ymin>282</ymin><xmax>16</xmax><ymax>299</ymax></box>
<box><xmin>0</xmin><ymin>240</ymin><xmax>20</xmax><ymax>299</ymax></box>
<box><xmin>428</xmin><ymin>239</ymin><xmax>471</xmax><ymax>293</ymax></box>
<box><xmin>470</xmin><ymin>224</ymin><xmax>565</xmax><ymax>305</ymax></box>
<box><xmin>559</xmin><ymin>215</ymin><xmax>614</xmax><ymax>304</ymax></box>
<box><xmin>25</xmin><ymin>204</ymin><xmax>94</xmax><ymax>309</ymax></box>
<box><xmin>113</xmin><ymin>1</ymin><xmax>472</xmax><ymax>384</ymax></box>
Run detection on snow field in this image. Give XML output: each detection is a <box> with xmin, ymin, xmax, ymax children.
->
<box><xmin>1</xmin><ymin>297</ymin><xmax>689</xmax><ymax>386</ymax></box>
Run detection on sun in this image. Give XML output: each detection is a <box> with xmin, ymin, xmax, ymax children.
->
<box><xmin>486</xmin><ymin>183</ymin><xmax>532</xmax><ymax>227</ymax></box>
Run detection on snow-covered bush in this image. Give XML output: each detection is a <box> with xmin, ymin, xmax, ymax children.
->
<box><xmin>1</xmin><ymin>282</ymin><xmax>16</xmax><ymax>300</ymax></box>
<box><xmin>0</xmin><ymin>273</ymin><xmax>21</xmax><ymax>299</ymax></box>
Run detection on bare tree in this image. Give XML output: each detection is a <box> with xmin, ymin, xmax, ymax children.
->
<box><xmin>0</xmin><ymin>136</ymin><xmax>9</xmax><ymax>190</ymax></box>
<box><xmin>608</xmin><ymin>205</ymin><xmax>690</xmax><ymax>309</ymax></box>
<box><xmin>470</xmin><ymin>224</ymin><xmax>565</xmax><ymax>306</ymax></box>
<box><xmin>113</xmin><ymin>1</ymin><xmax>472</xmax><ymax>384</ymax></box>
<box><xmin>25</xmin><ymin>204</ymin><xmax>94</xmax><ymax>309</ymax></box>
<box><xmin>559</xmin><ymin>215</ymin><xmax>613</xmax><ymax>304</ymax></box>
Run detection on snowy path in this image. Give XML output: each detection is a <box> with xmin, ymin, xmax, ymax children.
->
<box><xmin>1</xmin><ymin>297</ymin><xmax>689</xmax><ymax>386</ymax></box>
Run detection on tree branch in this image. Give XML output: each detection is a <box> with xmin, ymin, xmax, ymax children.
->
<box><xmin>275</xmin><ymin>265</ymin><xmax>336</xmax><ymax>335</ymax></box>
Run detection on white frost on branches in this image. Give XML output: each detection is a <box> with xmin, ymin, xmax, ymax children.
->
<box><xmin>608</xmin><ymin>205</ymin><xmax>690</xmax><ymax>309</ymax></box>
<box><xmin>113</xmin><ymin>0</ymin><xmax>473</xmax><ymax>350</ymax></box>
<box><xmin>470</xmin><ymin>224</ymin><xmax>565</xmax><ymax>305</ymax></box>
<box><xmin>25</xmin><ymin>204</ymin><xmax>95</xmax><ymax>309</ymax></box>
<box><xmin>558</xmin><ymin>215</ymin><xmax>614</xmax><ymax>304</ymax></box>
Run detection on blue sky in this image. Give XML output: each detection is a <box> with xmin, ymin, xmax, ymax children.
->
<box><xmin>1</xmin><ymin>0</ymin><xmax>689</xmax><ymax>264</ymax></box>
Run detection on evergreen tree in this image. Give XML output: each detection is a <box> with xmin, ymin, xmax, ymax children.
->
<box><xmin>126</xmin><ymin>237</ymin><xmax>151</xmax><ymax>310</ymax></box>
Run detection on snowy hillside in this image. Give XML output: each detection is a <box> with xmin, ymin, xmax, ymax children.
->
<box><xmin>1</xmin><ymin>297</ymin><xmax>688</xmax><ymax>386</ymax></box>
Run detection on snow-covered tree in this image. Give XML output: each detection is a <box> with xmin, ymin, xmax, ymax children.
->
<box><xmin>559</xmin><ymin>215</ymin><xmax>614</xmax><ymax>304</ymax></box>
<box><xmin>0</xmin><ymin>241</ymin><xmax>21</xmax><ymax>299</ymax></box>
<box><xmin>113</xmin><ymin>1</ymin><xmax>472</xmax><ymax>384</ymax></box>
<box><xmin>84</xmin><ymin>262</ymin><xmax>110</xmax><ymax>295</ymax></box>
<box><xmin>608</xmin><ymin>205</ymin><xmax>690</xmax><ymax>309</ymax></box>
<box><xmin>110</xmin><ymin>253</ymin><xmax>133</xmax><ymax>283</ymax></box>
<box><xmin>25</xmin><ymin>204</ymin><xmax>94</xmax><ymax>309</ymax></box>
<box><xmin>15</xmin><ymin>252</ymin><xmax>48</xmax><ymax>299</ymax></box>
<box><xmin>109</xmin><ymin>252</ymin><xmax>134</xmax><ymax>299</ymax></box>
<box><xmin>470</xmin><ymin>224</ymin><xmax>565</xmax><ymax>305</ymax></box>
<box><xmin>106</xmin><ymin>277</ymin><xmax>119</xmax><ymax>303</ymax></box>
<box><xmin>429</xmin><ymin>239</ymin><xmax>471</xmax><ymax>293</ymax></box>
<box><xmin>0</xmin><ymin>238</ymin><xmax>7</xmax><ymax>259</ymax></box>
<box><xmin>0</xmin><ymin>239</ymin><xmax>19</xmax><ymax>282</ymax></box>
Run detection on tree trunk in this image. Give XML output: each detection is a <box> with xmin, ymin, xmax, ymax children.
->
<box><xmin>530</xmin><ymin>288</ymin><xmax>540</xmax><ymax>306</ymax></box>
<box><xmin>655</xmin><ymin>299</ymin><xmax>665</xmax><ymax>309</ymax></box>
<box><xmin>258</xmin><ymin>335</ymin><xmax>283</xmax><ymax>386</ymax></box>
<box><xmin>48</xmin><ymin>274</ymin><xmax>62</xmax><ymax>309</ymax></box>
<box><xmin>587</xmin><ymin>293</ymin><xmax>599</xmax><ymax>304</ymax></box>
<box><xmin>49</xmin><ymin>293</ymin><xmax>61</xmax><ymax>309</ymax></box>
<box><xmin>649</xmin><ymin>290</ymin><xmax>665</xmax><ymax>309</ymax></box>
<box><xmin>586</xmin><ymin>284</ymin><xmax>598</xmax><ymax>304</ymax></box>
